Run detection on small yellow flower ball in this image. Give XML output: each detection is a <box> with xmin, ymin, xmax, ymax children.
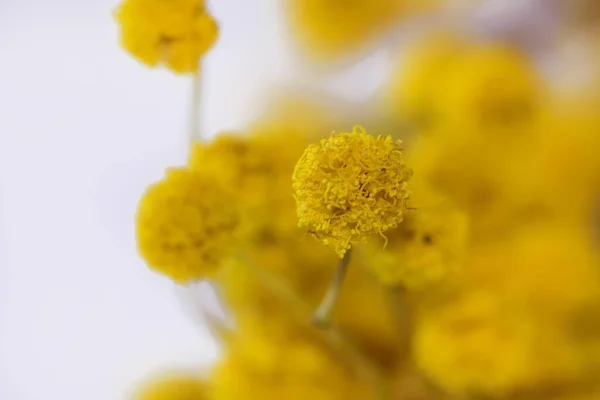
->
<box><xmin>115</xmin><ymin>0</ymin><xmax>219</xmax><ymax>74</ymax></box>
<box><xmin>293</xmin><ymin>127</ymin><xmax>412</xmax><ymax>257</ymax></box>
<box><xmin>136</xmin><ymin>168</ymin><xmax>238</xmax><ymax>283</ymax></box>
<box><xmin>133</xmin><ymin>373</ymin><xmax>206</xmax><ymax>400</ymax></box>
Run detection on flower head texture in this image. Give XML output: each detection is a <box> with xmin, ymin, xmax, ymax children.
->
<box><xmin>136</xmin><ymin>168</ymin><xmax>238</xmax><ymax>283</ymax></box>
<box><xmin>115</xmin><ymin>0</ymin><xmax>218</xmax><ymax>73</ymax></box>
<box><xmin>133</xmin><ymin>373</ymin><xmax>207</xmax><ymax>400</ymax></box>
<box><xmin>293</xmin><ymin>127</ymin><xmax>412</xmax><ymax>257</ymax></box>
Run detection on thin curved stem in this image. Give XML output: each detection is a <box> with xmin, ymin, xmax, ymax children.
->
<box><xmin>313</xmin><ymin>249</ymin><xmax>352</xmax><ymax>328</ymax></box>
<box><xmin>189</xmin><ymin>67</ymin><xmax>203</xmax><ymax>148</ymax></box>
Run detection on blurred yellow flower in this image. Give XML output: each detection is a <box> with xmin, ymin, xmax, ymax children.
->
<box><xmin>136</xmin><ymin>168</ymin><xmax>238</xmax><ymax>283</ymax></box>
<box><xmin>434</xmin><ymin>45</ymin><xmax>545</xmax><ymax>132</ymax></box>
<box><xmin>217</xmin><ymin>250</ymin><xmax>408</xmax><ymax>374</ymax></box>
<box><xmin>211</xmin><ymin>320</ymin><xmax>374</xmax><ymax>400</ymax></box>
<box><xmin>413</xmin><ymin>224</ymin><xmax>600</xmax><ymax>395</ymax></box>
<box><xmin>387</xmin><ymin>33</ymin><xmax>470</xmax><ymax>131</ymax></box>
<box><xmin>133</xmin><ymin>373</ymin><xmax>206</xmax><ymax>400</ymax></box>
<box><xmin>285</xmin><ymin>0</ymin><xmax>441</xmax><ymax>61</ymax></box>
<box><xmin>362</xmin><ymin>186</ymin><xmax>469</xmax><ymax>288</ymax></box>
<box><xmin>115</xmin><ymin>0</ymin><xmax>218</xmax><ymax>74</ymax></box>
<box><xmin>293</xmin><ymin>127</ymin><xmax>412</xmax><ymax>257</ymax></box>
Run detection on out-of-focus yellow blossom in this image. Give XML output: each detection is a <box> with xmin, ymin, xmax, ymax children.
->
<box><xmin>434</xmin><ymin>45</ymin><xmax>545</xmax><ymax>132</ymax></box>
<box><xmin>362</xmin><ymin>185</ymin><xmax>469</xmax><ymax>288</ymax></box>
<box><xmin>210</xmin><ymin>319</ymin><xmax>375</xmax><ymax>400</ymax></box>
<box><xmin>405</xmin><ymin>113</ymin><xmax>545</xmax><ymax>238</ymax></box>
<box><xmin>217</xmin><ymin>250</ymin><xmax>408</xmax><ymax>373</ymax></box>
<box><xmin>285</xmin><ymin>0</ymin><xmax>442</xmax><ymax>61</ymax></box>
<box><xmin>115</xmin><ymin>0</ymin><xmax>218</xmax><ymax>74</ymax></box>
<box><xmin>413</xmin><ymin>224</ymin><xmax>600</xmax><ymax>395</ymax></box>
<box><xmin>133</xmin><ymin>373</ymin><xmax>207</xmax><ymax>400</ymax></box>
<box><xmin>293</xmin><ymin>127</ymin><xmax>412</xmax><ymax>257</ymax></box>
<box><xmin>387</xmin><ymin>33</ymin><xmax>470</xmax><ymax>131</ymax></box>
<box><xmin>524</xmin><ymin>99</ymin><xmax>600</xmax><ymax>222</ymax></box>
<box><xmin>136</xmin><ymin>168</ymin><xmax>238</xmax><ymax>283</ymax></box>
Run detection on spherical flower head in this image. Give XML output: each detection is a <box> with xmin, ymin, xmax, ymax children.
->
<box><xmin>115</xmin><ymin>0</ymin><xmax>219</xmax><ymax>74</ymax></box>
<box><xmin>136</xmin><ymin>168</ymin><xmax>238</xmax><ymax>283</ymax></box>
<box><xmin>293</xmin><ymin>127</ymin><xmax>412</xmax><ymax>257</ymax></box>
<box><xmin>133</xmin><ymin>373</ymin><xmax>206</xmax><ymax>400</ymax></box>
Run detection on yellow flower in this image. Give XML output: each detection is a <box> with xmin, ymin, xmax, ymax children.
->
<box><xmin>115</xmin><ymin>0</ymin><xmax>218</xmax><ymax>74</ymax></box>
<box><xmin>217</xmin><ymin>249</ymin><xmax>408</xmax><ymax>373</ymax></box>
<box><xmin>285</xmin><ymin>0</ymin><xmax>441</xmax><ymax>61</ymax></box>
<box><xmin>136</xmin><ymin>168</ymin><xmax>238</xmax><ymax>283</ymax></box>
<box><xmin>189</xmin><ymin>130</ymin><xmax>309</xmax><ymax>244</ymax></box>
<box><xmin>362</xmin><ymin>186</ymin><xmax>469</xmax><ymax>288</ymax></box>
<box><xmin>413</xmin><ymin>224</ymin><xmax>600</xmax><ymax>395</ymax></box>
<box><xmin>210</xmin><ymin>320</ymin><xmax>374</xmax><ymax>400</ymax></box>
<box><xmin>387</xmin><ymin>33</ymin><xmax>470</xmax><ymax>131</ymax></box>
<box><xmin>434</xmin><ymin>45</ymin><xmax>545</xmax><ymax>132</ymax></box>
<box><xmin>293</xmin><ymin>127</ymin><xmax>412</xmax><ymax>257</ymax></box>
<box><xmin>133</xmin><ymin>373</ymin><xmax>206</xmax><ymax>400</ymax></box>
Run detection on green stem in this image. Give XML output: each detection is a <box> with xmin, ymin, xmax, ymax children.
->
<box><xmin>313</xmin><ymin>249</ymin><xmax>352</xmax><ymax>328</ymax></box>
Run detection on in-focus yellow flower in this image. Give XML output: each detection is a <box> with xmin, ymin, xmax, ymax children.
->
<box><xmin>362</xmin><ymin>186</ymin><xmax>469</xmax><ymax>288</ymax></box>
<box><xmin>293</xmin><ymin>127</ymin><xmax>412</xmax><ymax>257</ymax></box>
<box><xmin>136</xmin><ymin>168</ymin><xmax>238</xmax><ymax>283</ymax></box>
<box><xmin>115</xmin><ymin>0</ymin><xmax>218</xmax><ymax>74</ymax></box>
<box><xmin>133</xmin><ymin>373</ymin><xmax>207</xmax><ymax>400</ymax></box>
<box><xmin>285</xmin><ymin>0</ymin><xmax>441</xmax><ymax>61</ymax></box>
